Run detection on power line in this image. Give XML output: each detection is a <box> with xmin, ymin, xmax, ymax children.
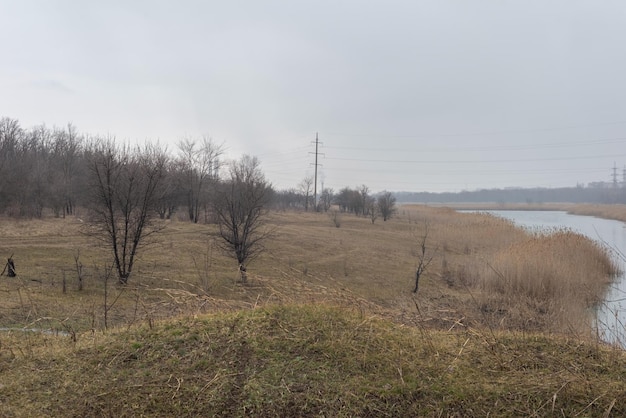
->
<box><xmin>323</xmin><ymin>119</ymin><xmax>626</xmax><ymax>138</ymax></box>
<box><xmin>324</xmin><ymin>152</ymin><xmax>626</xmax><ymax>164</ymax></box>
<box><xmin>322</xmin><ymin>136</ymin><xmax>626</xmax><ymax>153</ymax></box>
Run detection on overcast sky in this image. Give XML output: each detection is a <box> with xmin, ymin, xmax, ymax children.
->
<box><xmin>2</xmin><ymin>1</ymin><xmax>626</xmax><ymax>193</ymax></box>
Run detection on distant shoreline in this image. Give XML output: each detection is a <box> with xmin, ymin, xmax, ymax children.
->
<box><xmin>400</xmin><ymin>202</ymin><xmax>626</xmax><ymax>223</ymax></box>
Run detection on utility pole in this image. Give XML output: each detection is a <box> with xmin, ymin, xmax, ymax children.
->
<box><xmin>309</xmin><ymin>133</ymin><xmax>323</xmax><ymax>211</ymax></box>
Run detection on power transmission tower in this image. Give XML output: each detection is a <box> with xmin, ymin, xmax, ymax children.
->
<box><xmin>612</xmin><ymin>162</ymin><xmax>619</xmax><ymax>188</ymax></box>
<box><xmin>309</xmin><ymin>133</ymin><xmax>324</xmax><ymax>211</ymax></box>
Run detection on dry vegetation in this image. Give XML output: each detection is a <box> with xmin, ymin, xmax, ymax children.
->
<box><xmin>2</xmin><ymin>305</ymin><xmax>626</xmax><ymax>417</ymax></box>
<box><xmin>0</xmin><ymin>204</ymin><xmax>624</xmax><ymax>416</ymax></box>
<box><xmin>567</xmin><ymin>203</ymin><xmax>626</xmax><ymax>223</ymax></box>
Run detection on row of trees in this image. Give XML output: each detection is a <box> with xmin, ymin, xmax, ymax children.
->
<box><xmin>334</xmin><ymin>186</ymin><xmax>397</xmax><ymax>221</ymax></box>
<box><xmin>273</xmin><ymin>183</ymin><xmax>396</xmax><ymax>222</ymax></box>
<box><xmin>0</xmin><ymin>117</ymin><xmax>229</xmax><ymax>223</ymax></box>
<box><xmin>88</xmin><ymin>141</ymin><xmax>271</xmax><ymax>285</ymax></box>
<box><xmin>0</xmin><ymin>118</ymin><xmax>83</xmax><ymax>217</ymax></box>
<box><xmin>1</xmin><ymin>117</ymin><xmax>397</xmax><ymax>284</ymax></box>
<box><xmin>0</xmin><ymin>117</ymin><xmax>397</xmax><ymax>223</ymax></box>
<box><xmin>0</xmin><ymin>117</ymin><xmax>271</xmax><ymax>284</ymax></box>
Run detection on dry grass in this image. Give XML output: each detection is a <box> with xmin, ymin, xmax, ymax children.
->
<box><xmin>567</xmin><ymin>203</ymin><xmax>626</xmax><ymax>222</ymax></box>
<box><xmin>0</xmin><ymin>205</ymin><xmax>623</xmax><ymax>415</ymax></box>
<box><xmin>1</xmin><ymin>305</ymin><xmax>625</xmax><ymax>417</ymax></box>
<box><xmin>0</xmin><ymin>206</ymin><xmax>618</xmax><ymax>338</ymax></box>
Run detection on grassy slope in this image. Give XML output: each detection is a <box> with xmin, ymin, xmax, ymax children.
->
<box><xmin>0</xmin><ymin>205</ymin><xmax>624</xmax><ymax>416</ymax></box>
<box><xmin>1</xmin><ymin>305</ymin><xmax>625</xmax><ymax>417</ymax></box>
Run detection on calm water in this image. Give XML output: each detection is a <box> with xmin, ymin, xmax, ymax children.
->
<box><xmin>470</xmin><ymin>210</ymin><xmax>626</xmax><ymax>346</ymax></box>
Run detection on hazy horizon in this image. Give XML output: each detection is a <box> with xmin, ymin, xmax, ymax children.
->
<box><xmin>2</xmin><ymin>1</ymin><xmax>626</xmax><ymax>193</ymax></box>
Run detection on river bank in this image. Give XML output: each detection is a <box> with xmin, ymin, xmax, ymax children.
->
<box><xmin>422</xmin><ymin>202</ymin><xmax>626</xmax><ymax>223</ymax></box>
<box><xmin>457</xmin><ymin>208</ymin><xmax>626</xmax><ymax>347</ymax></box>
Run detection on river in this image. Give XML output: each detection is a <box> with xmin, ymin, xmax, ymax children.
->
<box><xmin>466</xmin><ymin>210</ymin><xmax>626</xmax><ymax>346</ymax></box>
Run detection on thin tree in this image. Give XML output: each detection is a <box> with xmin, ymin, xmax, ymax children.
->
<box><xmin>177</xmin><ymin>136</ymin><xmax>223</xmax><ymax>223</ymax></box>
<box><xmin>414</xmin><ymin>224</ymin><xmax>436</xmax><ymax>293</ymax></box>
<box><xmin>378</xmin><ymin>191</ymin><xmax>397</xmax><ymax>221</ymax></box>
<box><xmin>87</xmin><ymin>140</ymin><xmax>168</xmax><ymax>284</ymax></box>
<box><xmin>358</xmin><ymin>185</ymin><xmax>370</xmax><ymax>216</ymax></box>
<box><xmin>53</xmin><ymin>123</ymin><xmax>82</xmax><ymax>216</ymax></box>
<box><xmin>0</xmin><ymin>117</ymin><xmax>22</xmax><ymax>181</ymax></box>
<box><xmin>298</xmin><ymin>175</ymin><xmax>314</xmax><ymax>211</ymax></box>
<box><xmin>213</xmin><ymin>155</ymin><xmax>273</xmax><ymax>281</ymax></box>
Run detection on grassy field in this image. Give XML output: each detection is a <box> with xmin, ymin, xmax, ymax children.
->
<box><xmin>0</xmin><ymin>204</ymin><xmax>624</xmax><ymax>416</ymax></box>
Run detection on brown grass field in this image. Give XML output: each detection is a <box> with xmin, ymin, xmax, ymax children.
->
<box><xmin>1</xmin><ymin>204</ymin><xmax>625</xmax><ymax>416</ymax></box>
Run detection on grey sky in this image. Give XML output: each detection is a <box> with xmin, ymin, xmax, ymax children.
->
<box><xmin>2</xmin><ymin>1</ymin><xmax>626</xmax><ymax>192</ymax></box>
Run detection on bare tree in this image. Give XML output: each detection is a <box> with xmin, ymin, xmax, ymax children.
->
<box><xmin>334</xmin><ymin>187</ymin><xmax>352</xmax><ymax>213</ymax></box>
<box><xmin>177</xmin><ymin>136</ymin><xmax>223</xmax><ymax>223</ymax></box>
<box><xmin>156</xmin><ymin>159</ymin><xmax>186</xmax><ymax>220</ymax></box>
<box><xmin>347</xmin><ymin>187</ymin><xmax>364</xmax><ymax>215</ymax></box>
<box><xmin>413</xmin><ymin>224</ymin><xmax>436</xmax><ymax>293</ymax></box>
<box><xmin>0</xmin><ymin>117</ymin><xmax>22</xmax><ymax>179</ymax></box>
<box><xmin>359</xmin><ymin>185</ymin><xmax>371</xmax><ymax>217</ymax></box>
<box><xmin>213</xmin><ymin>155</ymin><xmax>273</xmax><ymax>281</ymax></box>
<box><xmin>378</xmin><ymin>191</ymin><xmax>397</xmax><ymax>221</ymax></box>
<box><xmin>298</xmin><ymin>175</ymin><xmax>314</xmax><ymax>211</ymax></box>
<box><xmin>27</xmin><ymin>124</ymin><xmax>55</xmax><ymax>218</ymax></box>
<box><xmin>87</xmin><ymin>140</ymin><xmax>168</xmax><ymax>284</ymax></box>
<box><xmin>273</xmin><ymin>188</ymin><xmax>300</xmax><ymax>211</ymax></box>
<box><xmin>367</xmin><ymin>196</ymin><xmax>378</xmax><ymax>224</ymax></box>
<box><xmin>52</xmin><ymin>123</ymin><xmax>82</xmax><ymax>216</ymax></box>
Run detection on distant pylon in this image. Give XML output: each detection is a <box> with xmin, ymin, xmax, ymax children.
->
<box><xmin>309</xmin><ymin>133</ymin><xmax>324</xmax><ymax>210</ymax></box>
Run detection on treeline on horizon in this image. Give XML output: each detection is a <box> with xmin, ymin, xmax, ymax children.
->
<box><xmin>2</xmin><ymin>115</ymin><xmax>622</xmax><ymax>220</ymax></box>
<box><xmin>395</xmin><ymin>186</ymin><xmax>626</xmax><ymax>205</ymax></box>
<box><xmin>0</xmin><ymin>117</ymin><xmax>396</xmax><ymax>220</ymax></box>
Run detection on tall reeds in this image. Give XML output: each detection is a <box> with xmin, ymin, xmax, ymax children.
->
<box><xmin>477</xmin><ymin>228</ymin><xmax>620</xmax><ymax>334</ymax></box>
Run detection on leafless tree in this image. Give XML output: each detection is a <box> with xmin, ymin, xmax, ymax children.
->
<box><xmin>298</xmin><ymin>175</ymin><xmax>314</xmax><ymax>211</ymax></box>
<box><xmin>347</xmin><ymin>187</ymin><xmax>364</xmax><ymax>215</ymax></box>
<box><xmin>413</xmin><ymin>224</ymin><xmax>436</xmax><ymax>293</ymax></box>
<box><xmin>0</xmin><ymin>118</ymin><xmax>24</xmax><ymax>214</ymax></box>
<box><xmin>377</xmin><ymin>191</ymin><xmax>397</xmax><ymax>221</ymax></box>
<box><xmin>87</xmin><ymin>139</ymin><xmax>168</xmax><ymax>284</ymax></box>
<box><xmin>155</xmin><ymin>159</ymin><xmax>186</xmax><ymax>220</ymax></box>
<box><xmin>335</xmin><ymin>187</ymin><xmax>352</xmax><ymax>212</ymax></box>
<box><xmin>213</xmin><ymin>155</ymin><xmax>273</xmax><ymax>280</ymax></box>
<box><xmin>51</xmin><ymin>123</ymin><xmax>83</xmax><ymax>216</ymax></box>
<box><xmin>272</xmin><ymin>188</ymin><xmax>300</xmax><ymax>211</ymax></box>
<box><xmin>0</xmin><ymin>117</ymin><xmax>22</xmax><ymax>177</ymax></box>
<box><xmin>367</xmin><ymin>196</ymin><xmax>378</xmax><ymax>224</ymax></box>
<box><xmin>26</xmin><ymin>124</ymin><xmax>54</xmax><ymax>218</ymax></box>
<box><xmin>177</xmin><ymin>136</ymin><xmax>223</xmax><ymax>223</ymax></box>
<box><xmin>359</xmin><ymin>185</ymin><xmax>371</xmax><ymax>217</ymax></box>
